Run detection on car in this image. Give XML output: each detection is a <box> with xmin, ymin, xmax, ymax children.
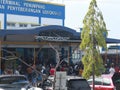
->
<box><xmin>38</xmin><ymin>75</ymin><xmax>54</xmax><ymax>90</ymax></box>
<box><xmin>42</xmin><ymin>75</ymin><xmax>91</xmax><ymax>90</ymax></box>
<box><xmin>42</xmin><ymin>79</ymin><xmax>53</xmax><ymax>90</ymax></box>
<box><xmin>28</xmin><ymin>87</ymin><xmax>43</xmax><ymax>90</ymax></box>
<box><xmin>0</xmin><ymin>74</ymin><xmax>42</xmax><ymax>90</ymax></box>
<box><xmin>66</xmin><ymin>76</ymin><xmax>91</xmax><ymax>90</ymax></box>
<box><xmin>87</xmin><ymin>73</ymin><xmax>120</xmax><ymax>90</ymax></box>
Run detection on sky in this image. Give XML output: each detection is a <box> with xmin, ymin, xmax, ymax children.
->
<box><xmin>36</xmin><ymin>0</ymin><xmax>120</xmax><ymax>39</ymax></box>
<box><xmin>63</xmin><ymin>0</ymin><xmax>120</xmax><ymax>39</ymax></box>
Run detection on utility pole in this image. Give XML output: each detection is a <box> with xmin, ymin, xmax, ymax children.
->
<box><xmin>0</xmin><ymin>41</ymin><xmax>1</xmax><ymax>74</ymax></box>
<box><xmin>33</xmin><ymin>48</ymin><xmax>36</xmax><ymax>65</ymax></box>
<box><xmin>92</xmin><ymin>63</ymin><xmax>95</xmax><ymax>90</ymax></box>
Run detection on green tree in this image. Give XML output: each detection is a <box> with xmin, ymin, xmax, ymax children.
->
<box><xmin>80</xmin><ymin>0</ymin><xmax>108</xmax><ymax>79</ymax></box>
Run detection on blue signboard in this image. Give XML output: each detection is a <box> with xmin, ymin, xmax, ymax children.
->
<box><xmin>0</xmin><ymin>0</ymin><xmax>65</xmax><ymax>19</ymax></box>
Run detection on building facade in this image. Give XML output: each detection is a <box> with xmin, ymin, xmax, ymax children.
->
<box><xmin>0</xmin><ymin>25</ymin><xmax>83</xmax><ymax>74</ymax></box>
<box><xmin>0</xmin><ymin>0</ymin><xmax>83</xmax><ymax>74</ymax></box>
<box><xmin>0</xmin><ymin>0</ymin><xmax>120</xmax><ymax>75</ymax></box>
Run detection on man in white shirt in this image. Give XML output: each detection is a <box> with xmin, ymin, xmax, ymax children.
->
<box><xmin>109</xmin><ymin>65</ymin><xmax>115</xmax><ymax>75</ymax></box>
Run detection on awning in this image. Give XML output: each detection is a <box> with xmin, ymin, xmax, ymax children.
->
<box><xmin>0</xmin><ymin>25</ymin><xmax>120</xmax><ymax>44</ymax></box>
<box><xmin>106</xmin><ymin>38</ymin><xmax>120</xmax><ymax>44</ymax></box>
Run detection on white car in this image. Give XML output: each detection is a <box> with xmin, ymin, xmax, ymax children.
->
<box><xmin>42</xmin><ymin>79</ymin><xmax>53</xmax><ymax>90</ymax></box>
<box><xmin>42</xmin><ymin>75</ymin><xmax>91</xmax><ymax>90</ymax></box>
<box><xmin>66</xmin><ymin>76</ymin><xmax>91</xmax><ymax>90</ymax></box>
<box><xmin>28</xmin><ymin>87</ymin><xmax>43</xmax><ymax>90</ymax></box>
<box><xmin>0</xmin><ymin>75</ymin><xmax>43</xmax><ymax>90</ymax></box>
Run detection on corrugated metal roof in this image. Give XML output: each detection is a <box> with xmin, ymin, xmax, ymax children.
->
<box><xmin>106</xmin><ymin>38</ymin><xmax>120</xmax><ymax>43</ymax></box>
<box><xmin>0</xmin><ymin>25</ymin><xmax>120</xmax><ymax>43</ymax></box>
<box><xmin>0</xmin><ymin>25</ymin><xmax>79</xmax><ymax>37</ymax></box>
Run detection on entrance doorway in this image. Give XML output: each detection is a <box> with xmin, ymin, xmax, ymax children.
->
<box><xmin>38</xmin><ymin>48</ymin><xmax>56</xmax><ymax>66</ymax></box>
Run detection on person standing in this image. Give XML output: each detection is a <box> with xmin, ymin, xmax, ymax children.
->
<box><xmin>115</xmin><ymin>64</ymin><xmax>119</xmax><ymax>73</ymax></box>
<box><xmin>49</xmin><ymin>65</ymin><xmax>55</xmax><ymax>76</ymax></box>
<box><xmin>26</xmin><ymin>64</ymin><xmax>33</xmax><ymax>82</ymax></box>
<box><xmin>109</xmin><ymin>64</ymin><xmax>115</xmax><ymax>75</ymax></box>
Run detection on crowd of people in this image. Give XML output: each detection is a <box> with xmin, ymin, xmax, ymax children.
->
<box><xmin>105</xmin><ymin>63</ymin><xmax>120</xmax><ymax>75</ymax></box>
<box><xmin>1</xmin><ymin>59</ymin><xmax>84</xmax><ymax>86</ymax></box>
<box><xmin>2</xmin><ymin>55</ymin><xmax>120</xmax><ymax>87</ymax></box>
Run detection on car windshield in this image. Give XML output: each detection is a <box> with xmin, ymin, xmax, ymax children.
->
<box><xmin>88</xmin><ymin>77</ymin><xmax>111</xmax><ymax>86</ymax></box>
<box><xmin>0</xmin><ymin>76</ymin><xmax>29</xmax><ymax>90</ymax></box>
<box><xmin>67</xmin><ymin>79</ymin><xmax>91</xmax><ymax>90</ymax></box>
<box><xmin>102</xmin><ymin>78</ymin><xmax>111</xmax><ymax>86</ymax></box>
<box><xmin>88</xmin><ymin>78</ymin><xmax>102</xmax><ymax>85</ymax></box>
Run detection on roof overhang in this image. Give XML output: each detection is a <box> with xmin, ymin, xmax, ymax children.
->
<box><xmin>106</xmin><ymin>38</ymin><xmax>120</xmax><ymax>44</ymax></box>
<box><xmin>0</xmin><ymin>25</ymin><xmax>120</xmax><ymax>44</ymax></box>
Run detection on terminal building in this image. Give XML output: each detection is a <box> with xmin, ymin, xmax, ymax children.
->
<box><xmin>0</xmin><ymin>0</ymin><xmax>83</xmax><ymax>73</ymax></box>
<box><xmin>101</xmin><ymin>45</ymin><xmax>120</xmax><ymax>68</ymax></box>
<box><xmin>0</xmin><ymin>0</ymin><xmax>120</xmax><ymax>73</ymax></box>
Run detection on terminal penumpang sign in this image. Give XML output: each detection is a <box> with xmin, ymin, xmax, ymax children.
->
<box><xmin>35</xmin><ymin>36</ymin><xmax>70</xmax><ymax>41</ymax></box>
<box><xmin>0</xmin><ymin>0</ymin><xmax>65</xmax><ymax>19</ymax></box>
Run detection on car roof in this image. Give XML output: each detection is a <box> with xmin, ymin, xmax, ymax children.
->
<box><xmin>88</xmin><ymin>74</ymin><xmax>113</xmax><ymax>81</ymax></box>
<box><xmin>67</xmin><ymin>76</ymin><xmax>85</xmax><ymax>81</ymax></box>
<box><xmin>101</xmin><ymin>74</ymin><xmax>113</xmax><ymax>77</ymax></box>
<box><xmin>0</xmin><ymin>75</ymin><xmax>26</xmax><ymax>78</ymax></box>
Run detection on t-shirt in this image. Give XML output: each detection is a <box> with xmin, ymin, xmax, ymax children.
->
<box><xmin>50</xmin><ymin>68</ymin><xmax>55</xmax><ymax>75</ymax></box>
<box><xmin>115</xmin><ymin>66</ymin><xmax>119</xmax><ymax>73</ymax></box>
<box><xmin>109</xmin><ymin>67</ymin><xmax>115</xmax><ymax>74</ymax></box>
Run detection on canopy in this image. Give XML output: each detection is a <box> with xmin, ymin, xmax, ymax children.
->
<box><xmin>0</xmin><ymin>25</ymin><xmax>120</xmax><ymax>44</ymax></box>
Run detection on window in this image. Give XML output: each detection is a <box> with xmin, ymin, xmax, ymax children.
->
<box><xmin>88</xmin><ymin>77</ymin><xmax>111</xmax><ymax>86</ymax></box>
<box><xmin>72</xmin><ymin>49</ymin><xmax>82</xmax><ymax>63</ymax></box>
<box><xmin>67</xmin><ymin>79</ymin><xmax>91</xmax><ymax>90</ymax></box>
<box><xmin>31</xmin><ymin>24</ymin><xmax>41</xmax><ymax>27</ymax></box>
<box><xmin>103</xmin><ymin>78</ymin><xmax>111</xmax><ymax>86</ymax></box>
<box><xmin>0</xmin><ymin>76</ymin><xmax>27</xmax><ymax>84</ymax></box>
<box><xmin>64</xmin><ymin>50</ymin><xmax>68</xmax><ymax>59</ymax></box>
<box><xmin>7</xmin><ymin>22</ymin><xmax>15</xmax><ymax>27</ymax></box>
<box><xmin>72</xmin><ymin>50</ymin><xmax>82</xmax><ymax>60</ymax></box>
<box><xmin>19</xmin><ymin>24</ymin><xmax>27</xmax><ymax>27</ymax></box>
<box><xmin>88</xmin><ymin>78</ymin><xmax>103</xmax><ymax>85</ymax></box>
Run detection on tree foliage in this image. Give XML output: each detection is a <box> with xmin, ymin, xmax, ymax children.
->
<box><xmin>80</xmin><ymin>0</ymin><xmax>108</xmax><ymax>79</ymax></box>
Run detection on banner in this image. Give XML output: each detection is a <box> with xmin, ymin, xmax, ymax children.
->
<box><xmin>0</xmin><ymin>0</ymin><xmax>65</xmax><ymax>19</ymax></box>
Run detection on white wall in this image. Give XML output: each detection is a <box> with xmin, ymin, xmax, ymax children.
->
<box><xmin>7</xmin><ymin>14</ymin><xmax>39</xmax><ymax>29</ymax></box>
<box><xmin>7</xmin><ymin>14</ymin><xmax>39</xmax><ymax>24</ymax></box>
<box><xmin>41</xmin><ymin>17</ymin><xmax>63</xmax><ymax>26</ymax></box>
<box><xmin>0</xmin><ymin>14</ymin><xmax>4</xmax><ymax>29</ymax></box>
<box><xmin>0</xmin><ymin>14</ymin><xmax>63</xmax><ymax>29</ymax></box>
